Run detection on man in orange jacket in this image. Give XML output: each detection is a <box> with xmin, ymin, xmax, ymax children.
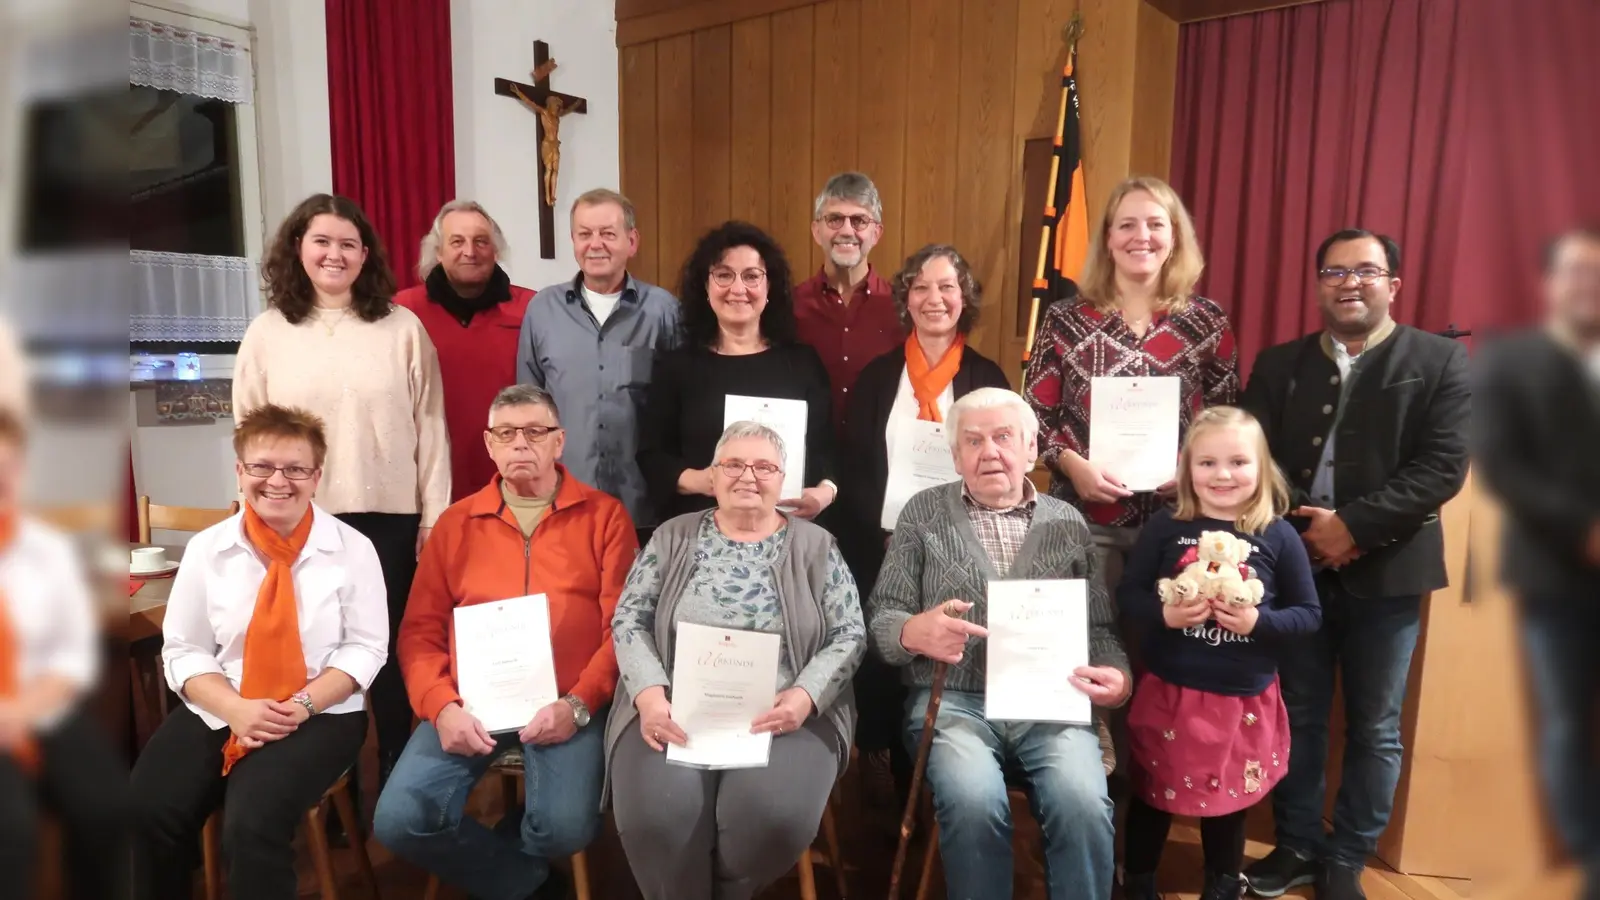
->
<box><xmin>373</xmin><ymin>384</ymin><xmax>637</xmax><ymax>900</ymax></box>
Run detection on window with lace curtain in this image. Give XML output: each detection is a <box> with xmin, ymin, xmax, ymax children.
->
<box><xmin>128</xmin><ymin>8</ymin><xmax>263</xmax><ymax>350</ymax></box>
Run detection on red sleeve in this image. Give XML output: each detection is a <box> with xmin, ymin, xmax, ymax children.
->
<box><xmin>569</xmin><ymin>503</ymin><xmax>639</xmax><ymax>711</ymax></box>
<box><xmin>1022</xmin><ymin>305</ymin><xmax>1085</xmax><ymax>467</ymax></box>
<box><xmin>399</xmin><ymin>512</ymin><xmax>462</xmax><ymax>722</ymax></box>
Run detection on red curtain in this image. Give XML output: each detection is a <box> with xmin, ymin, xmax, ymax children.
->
<box><xmin>325</xmin><ymin>0</ymin><xmax>455</xmax><ymax>289</ymax></box>
<box><xmin>1170</xmin><ymin>0</ymin><xmax>1472</xmax><ymax>379</ymax></box>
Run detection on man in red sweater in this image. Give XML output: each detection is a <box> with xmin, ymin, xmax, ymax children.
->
<box><xmin>396</xmin><ymin>201</ymin><xmax>536</xmax><ymax>502</ymax></box>
<box><xmin>373</xmin><ymin>384</ymin><xmax>637</xmax><ymax>900</ymax></box>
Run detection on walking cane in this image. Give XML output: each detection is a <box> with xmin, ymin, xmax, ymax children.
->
<box><xmin>887</xmin><ymin>660</ymin><xmax>947</xmax><ymax>900</ymax></box>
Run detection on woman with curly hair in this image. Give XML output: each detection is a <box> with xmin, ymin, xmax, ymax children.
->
<box><xmin>636</xmin><ymin>221</ymin><xmax>836</xmax><ymax>524</ymax></box>
<box><xmin>232</xmin><ymin>193</ymin><xmax>448</xmax><ymax>779</ymax></box>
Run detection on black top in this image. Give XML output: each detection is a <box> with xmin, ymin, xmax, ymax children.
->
<box><xmin>1240</xmin><ymin>324</ymin><xmax>1471</xmax><ymax>599</ymax></box>
<box><xmin>838</xmin><ymin>343</ymin><xmax>1011</xmax><ymax>596</ymax></box>
<box><xmin>1472</xmin><ymin>327</ymin><xmax>1600</xmax><ymax>599</ymax></box>
<box><xmin>1119</xmin><ymin>509</ymin><xmax>1321</xmax><ymax>696</ymax></box>
<box><xmin>637</xmin><ymin>343</ymin><xmax>835</xmax><ymax>523</ymax></box>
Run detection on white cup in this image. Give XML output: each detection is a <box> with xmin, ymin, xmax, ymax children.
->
<box><xmin>131</xmin><ymin>546</ymin><xmax>167</xmax><ymax>572</ymax></box>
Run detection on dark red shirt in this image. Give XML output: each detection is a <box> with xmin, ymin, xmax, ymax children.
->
<box><xmin>1021</xmin><ymin>295</ymin><xmax>1238</xmax><ymax>528</ymax></box>
<box><xmin>793</xmin><ymin>266</ymin><xmax>902</xmax><ymax>437</ymax></box>
<box><xmin>395</xmin><ymin>283</ymin><xmax>535</xmax><ymax>502</ymax></box>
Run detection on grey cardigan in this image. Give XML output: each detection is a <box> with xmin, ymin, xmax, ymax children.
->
<box><xmin>602</xmin><ymin>510</ymin><xmax>860</xmax><ymax>804</ymax></box>
<box><xmin>868</xmin><ymin>481</ymin><xmax>1131</xmax><ymax>696</ymax></box>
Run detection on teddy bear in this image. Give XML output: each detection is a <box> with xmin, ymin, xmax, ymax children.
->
<box><xmin>1156</xmin><ymin>529</ymin><xmax>1264</xmax><ymax>608</ymax></box>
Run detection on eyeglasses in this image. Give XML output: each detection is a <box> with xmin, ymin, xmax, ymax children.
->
<box><xmin>818</xmin><ymin>213</ymin><xmax>875</xmax><ymax>232</ymax></box>
<box><xmin>241</xmin><ymin>463</ymin><xmax>318</xmax><ymax>481</ymax></box>
<box><xmin>1318</xmin><ymin>266</ymin><xmax>1392</xmax><ymax>286</ymax></box>
<box><xmin>487</xmin><ymin>425</ymin><xmax>562</xmax><ymax>443</ymax></box>
<box><xmin>717</xmin><ymin>460</ymin><xmax>782</xmax><ymax>480</ymax></box>
<box><xmin>710</xmin><ymin>267</ymin><xmax>768</xmax><ymax>289</ymax></box>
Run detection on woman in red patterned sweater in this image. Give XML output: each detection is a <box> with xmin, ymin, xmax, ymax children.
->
<box><xmin>1022</xmin><ymin>176</ymin><xmax>1238</xmax><ymax>561</ymax></box>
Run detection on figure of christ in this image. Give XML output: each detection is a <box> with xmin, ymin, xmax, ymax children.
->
<box><xmin>511</xmin><ymin>84</ymin><xmax>573</xmax><ymax>207</ymax></box>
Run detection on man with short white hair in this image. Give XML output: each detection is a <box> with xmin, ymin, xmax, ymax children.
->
<box><xmin>397</xmin><ymin>200</ymin><xmax>536</xmax><ymax>501</ymax></box>
<box><xmin>869</xmin><ymin>387</ymin><xmax>1129</xmax><ymax>900</ymax></box>
<box><xmin>518</xmin><ymin>188</ymin><xmax>679</xmax><ymax>545</ymax></box>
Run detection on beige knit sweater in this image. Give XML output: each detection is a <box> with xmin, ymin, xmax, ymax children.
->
<box><xmin>232</xmin><ymin>304</ymin><xmax>452</xmax><ymax>525</ymax></box>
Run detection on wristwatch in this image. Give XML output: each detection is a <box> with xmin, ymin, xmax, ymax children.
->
<box><xmin>290</xmin><ymin>691</ymin><xmax>318</xmax><ymax>716</ymax></box>
<box><xmin>561</xmin><ymin>694</ymin><xmax>591</xmax><ymax>727</ymax></box>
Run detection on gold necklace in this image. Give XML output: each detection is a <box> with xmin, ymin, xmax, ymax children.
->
<box><xmin>314</xmin><ymin>304</ymin><xmax>350</xmax><ymax>336</ymax></box>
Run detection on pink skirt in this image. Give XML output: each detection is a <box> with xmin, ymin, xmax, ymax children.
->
<box><xmin>1126</xmin><ymin>671</ymin><xmax>1290</xmax><ymax>817</ymax></box>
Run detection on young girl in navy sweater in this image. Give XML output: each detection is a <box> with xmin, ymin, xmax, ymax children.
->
<box><xmin>1117</xmin><ymin>406</ymin><xmax>1322</xmax><ymax>900</ymax></box>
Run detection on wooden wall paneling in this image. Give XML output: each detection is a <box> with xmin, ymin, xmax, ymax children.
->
<box><xmin>953</xmin><ymin>0</ymin><xmax>1020</xmax><ymax>364</ymax></box>
<box><xmin>1075</xmin><ymin>0</ymin><xmax>1141</xmax><ymax>222</ymax></box>
<box><xmin>899</xmin><ymin>0</ymin><xmax>962</xmax><ymax>258</ymax></box>
<box><xmin>809</xmin><ymin>0</ymin><xmax>861</xmax><ymax>272</ymax></box>
<box><xmin>730</xmin><ymin>17</ymin><xmax>774</xmax><ymax>226</ymax></box>
<box><xmin>692</xmin><ymin>26</ymin><xmax>734</xmax><ymax>233</ymax></box>
<box><xmin>1013</xmin><ymin>0</ymin><xmax>1081</xmax><ymax>142</ymax></box>
<box><xmin>768</xmin><ymin>5</ymin><xmax>817</xmax><ymax>273</ymax></box>
<box><xmin>617</xmin><ymin>0</ymin><xmax>820</xmax><ymax>48</ymax></box>
<box><xmin>1129</xmin><ymin>0</ymin><xmax>1179</xmax><ymax>180</ymax></box>
<box><xmin>656</xmin><ymin>34</ymin><xmax>697</xmax><ymax>288</ymax></box>
<box><xmin>620</xmin><ymin>43</ymin><xmax>660</xmax><ymax>284</ymax></box>
<box><xmin>854</xmin><ymin>0</ymin><xmax>909</xmax><ymax>271</ymax></box>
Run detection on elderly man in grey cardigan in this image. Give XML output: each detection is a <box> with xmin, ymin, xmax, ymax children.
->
<box><xmin>869</xmin><ymin>387</ymin><xmax>1131</xmax><ymax>900</ymax></box>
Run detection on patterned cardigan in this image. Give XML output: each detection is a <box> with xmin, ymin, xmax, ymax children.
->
<box><xmin>867</xmin><ymin>480</ymin><xmax>1130</xmax><ymax>697</ymax></box>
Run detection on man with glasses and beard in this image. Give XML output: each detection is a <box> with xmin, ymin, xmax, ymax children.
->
<box><xmin>1240</xmin><ymin>229</ymin><xmax>1470</xmax><ymax>900</ymax></box>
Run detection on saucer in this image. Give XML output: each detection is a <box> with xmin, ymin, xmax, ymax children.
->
<box><xmin>130</xmin><ymin>561</ymin><xmax>180</xmax><ymax>578</ymax></box>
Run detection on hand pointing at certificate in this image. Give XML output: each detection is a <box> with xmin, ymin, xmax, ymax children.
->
<box><xmin>900</xmin><ymin>599</ymin><xmax>990</xmax><ymax>664</ymax></box>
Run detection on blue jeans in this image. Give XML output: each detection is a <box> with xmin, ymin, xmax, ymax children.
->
<box><xmin>1520</xmin><ymin>596</ymin><xmax>1600</xmax><ymax>886</ymax></box>
<box><xmin>907</xmin><ymin>688</ymin><xmax>1114</xmax><ymax>900</ymax></box>
<box><xmin>1271</xmin><ymin>577</ymin><xmax>1421</xmax><ymax>869</ymax></box>
<box><xmin>372</xmin><ymin>719</ymin><xmax>605</xmax><ymax>900</ymax></box>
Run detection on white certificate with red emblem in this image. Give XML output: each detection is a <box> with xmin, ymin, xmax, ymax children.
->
<box><xmin>881</xmin><ymin>417</ymin><xmax>960</xmax><ymax>530</ymax></box>
<box><xmin>454</xmin><ymin>595</ymin><xmax>560</xmax><ymax>733</ymax></box>
<box><xmin>723</xmin><ymin>395</ymin><xmax>808</xmax><ymax>501</ymax></box>
<box><xmin>985</xmin><ymin>579</ymin><xmax>1091</xmax><ymax>724</ymax></box>
<box><xmin>667</xmin><ymin>623</ymin><xmax>781</xmax><ymax>770</ymax></box>
<box><xmin>1088</xmin><ymin>376</ymin><xmax>1181</xmax><ymax>492</ymax></box>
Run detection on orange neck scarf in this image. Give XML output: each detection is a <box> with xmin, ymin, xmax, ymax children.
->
<box><xmin>0</xmin><ymin>513</ymin><xmax>38</xmax><ymax>773</ymax></box>
<box><xmin>905</xmin><ymin>334</ymin><xmax>965</xmax><ymax>422</ymax></box>
<box><xmin>221</xmin><ymin>504</ymin><xmax>314</xmax><ymax>775</ymax></box>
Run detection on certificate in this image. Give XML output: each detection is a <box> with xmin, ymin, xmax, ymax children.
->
<box><xmin>453</xmin><ymin>595</ymin><xmax>559</xmax><ymax>734</ymax></box>
<box><xmin>666</xmin><ymin>623</ymin><xmax>781</xmax><ymax>770</ymax></box>
<box><xmin>881</xmin><ymin>417</ymin><xmax>959</xmax><ymax>530</ymax></box>
<box><xmin>1088</xmin><ymin>376</ymin><xmax>1181</xmax><ymax>491</ymax></box>
<box><xmin>985</xmin><ymin>579</ymin><xmax>1090</xmax><ymax>724</ymax></box>
<box><xmin>723</xmin><ymin>394</ymin><xmax>808</xmax><ymax>501</ymax></box>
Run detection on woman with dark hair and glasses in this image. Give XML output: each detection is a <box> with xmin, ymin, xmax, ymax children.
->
<box><xmin>233</xmin><ymin>192</ymin><xmax>449</xmax><ymax>782</ymax></box>
<box><xmin>637</xmin><ymin>221</ymin><xmax>837</xmax><ymax>524</ymax></box>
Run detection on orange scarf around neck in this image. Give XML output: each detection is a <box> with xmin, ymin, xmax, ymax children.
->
<box><xmin>0</xmin><ymin>514</ymin><xmax>38</xmax><ymax>774</ymax></box>
<box><xmin>221</xmin><ymin>505</ymin><xmax>313</xmax><ymax>775</ymax></box>
<box><xmin>905</xmin><ymin>333</ymin><xmax>965</xmax><ymax>422</ymax></box>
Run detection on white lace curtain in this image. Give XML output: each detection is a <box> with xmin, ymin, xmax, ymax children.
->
<box><xmin>131</xmin><ymin>251</ymin><xmax>257</xmax><ymax>342</ymax></box>
<box><xmin>129</xmin><ymin>17</ymin><xmax>253</xmax><ymax>104</ymax></box>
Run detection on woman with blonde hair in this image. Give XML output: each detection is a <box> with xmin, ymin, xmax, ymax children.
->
<box><xmin>1022</xmin><ymin>176</ymin><xmax>1238</xmax><ymax>561</ymax></box>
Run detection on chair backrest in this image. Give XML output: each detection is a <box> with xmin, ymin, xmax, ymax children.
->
<box><xmin>33</xmin><ymin>501</ymin><xmax>119</xmax><ymax>534</ymax></box>
<box><xmin>137</xmin><ymin>496</ymin><xmax>239</xmax><ymax>544</ymax></box>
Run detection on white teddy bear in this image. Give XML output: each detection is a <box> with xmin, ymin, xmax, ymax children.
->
<box><xmin>1156</xmin><ymin>529</ymin><xmax>1264</xmax><ymax>608</ymax></box>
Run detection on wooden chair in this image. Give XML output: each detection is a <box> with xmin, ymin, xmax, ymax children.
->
<box><xmin>33</xmin><ymin>501</ymin><xmax>118</xmax><ymax>534</ymax></box>
<box><xmin>201</xmin><ymin>771</ymin><xmax>378</xmax><ymax>900</ymax></box>
<box><xmin>792</xmin><ymin>789</ymin><xmax>849</xmax><ymax>899</ymax></box>
<box><xmin>422</xmin><ymin>749</ymin><xmax>592</xmax><ymax>900</ymax></box>
<box><xmin>136</xmin><ymin>495</ymin><xmax>238</xmax><ymax>544</ymax></box>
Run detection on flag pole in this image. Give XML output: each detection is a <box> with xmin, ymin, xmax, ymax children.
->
<box><xmin>1022</xmin><ymin>14</ymin><xmax>1086</xmax><ymax>377</ymax></box>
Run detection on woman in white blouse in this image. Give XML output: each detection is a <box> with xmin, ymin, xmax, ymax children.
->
<box><xmin>0</xmin><ymin>409</ymin><xmax>124</xmax><ymax>900</ymax></box>
<box><xmin>233</xmin><ymin>193</ymin><xmax>447</xmax><ymax>776</ymax></box>
<box><xmin>128</xmin><ymin>404</ymin><xmax>388</xmax><ymax>900</ymax></box>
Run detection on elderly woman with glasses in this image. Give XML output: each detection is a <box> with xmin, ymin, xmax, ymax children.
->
<box><xmin>130</xmin><ymin>404</ymin><xmax>388</xmax><ymax>900</ymax></box>
<box><xmin>637</xmin><ymin>221</ymin><xmax>838</xmax><ymax>525</ymax></box>
<box><xmin>607</xmin><ymin>420</ymin><xmax>865</xmax><ymax>900</ymax></box>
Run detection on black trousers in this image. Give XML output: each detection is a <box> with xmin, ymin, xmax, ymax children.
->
<box><xmin>0</xmin><ymin>710</ymin><xmax>128</xmax><ymax>900</ymax></box>
<box><xmin>337</xmin><ymin>511</ymin><xmax>420</xmax><ymax>759</ymax></box>
<box><xmin>1123</xmin><ymin>795</ymin><xmax>1248</xmax><ymax>877</ymax></box>
<box><xmin>129</xmin><ymin>705</ymin><xmax>367</xmax><ymax>900</ymax></box>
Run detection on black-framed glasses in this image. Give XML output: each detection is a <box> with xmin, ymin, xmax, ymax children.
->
<box><xmin>716</xmin><ymin>460</ymin><xmax>782</xmax><ymax>480</ymax></box>
<box><xmin>1318</xmin><ymin>266</ymin><xmax>1392</xmax><ymax>286</ymax></box>
<box><xmin>710</xmin><ymin>267</ymin><xmax>767</xmax><ymax>289</ymax></box>
<box><xmin>241</xmin><ymin>463</ymin><xmax>318</xmax><ymax>481</ymax></box>
<box><xmin>487</xmin><ymin>425</ymin><xmax>562</xmax><ymax>444</ymax></box>
<box><xmin>818</xmin><ymin>213</ymin><xmax>875</xmax><ymax>231</ymax></box>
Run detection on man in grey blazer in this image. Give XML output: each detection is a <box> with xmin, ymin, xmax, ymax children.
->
<box><xmin>868</xmin><ymin>387</ymin><xmax>1130</xmax><ymax>900</ymax></box>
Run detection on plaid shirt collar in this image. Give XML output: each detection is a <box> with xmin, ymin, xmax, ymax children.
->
<box><xmin>960</xmin><ymin>479</ymin><xmax>1038</xmax><ymax>514</ymax></box>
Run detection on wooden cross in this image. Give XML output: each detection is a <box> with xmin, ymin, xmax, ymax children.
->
<box><xmin>495</xmin><ymin>41</ymin><xmax>588</xmax><ymax>259</ymax></box>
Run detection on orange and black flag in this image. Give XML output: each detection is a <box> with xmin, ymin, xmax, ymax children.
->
<box><xmin>1023</xmin><ymin>33</ymin><xmax>1089</xmax><ymax>367</ymax></box>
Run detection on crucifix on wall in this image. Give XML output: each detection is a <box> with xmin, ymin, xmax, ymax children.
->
<box><xmin>495</xmin><ymin>40</ymin><xmax>588</xmax><ymax>259</ymax></box>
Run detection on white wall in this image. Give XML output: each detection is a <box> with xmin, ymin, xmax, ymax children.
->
<box><xmin>248</xmin><ymin>0</ymin><xmax>333</xmax><ymax>231</ymax></box>
<box><xmin>450</xmin><ymin>0</ymin><xmax>620</xmax><ymax>290</ymax></box>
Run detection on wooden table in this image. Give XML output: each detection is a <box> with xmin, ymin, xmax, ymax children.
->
<box><xmin>128</xmin><ymin>545</ymin><xmax>181</xmax><ymax>642</ymax></box>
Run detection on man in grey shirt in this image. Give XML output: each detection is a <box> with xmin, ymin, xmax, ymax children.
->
<box><xmin>517</xmin><ymin>189</ymin><xmax>680</xmax><ymax>541</ymax></box>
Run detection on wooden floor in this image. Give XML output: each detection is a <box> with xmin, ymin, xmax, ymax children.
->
<box><xmin>280</xmin><ymin>738</ymin><xmax>1482</xmax><ymax>900</ymax></box>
